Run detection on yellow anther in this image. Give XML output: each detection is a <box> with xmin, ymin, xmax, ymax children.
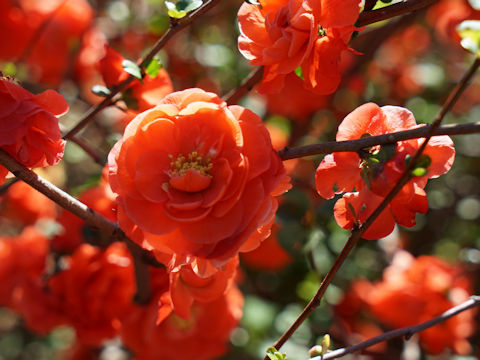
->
<box><xmin>169</xmin><ymin>151</ymin><xmax>213</xmax><ymax>177</ymax></box>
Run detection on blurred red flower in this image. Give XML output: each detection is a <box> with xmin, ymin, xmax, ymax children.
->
<box><xmin>120</xmin><ymin>275</ymin><xmax>243</xmax><ymax>360</ymax></box>
<box><xmin>0</xmin><ymin>180</ymin><xmax>57</xmax><ymax>226</ymax></box>
<box><xmin>15</xmin><ymin>243</ymin><xmax>136</xmax><ymax>344</ymax></box>
<box><xmin>0</xmin><ymin>78</ymin><xmax>67</xmax><ymax>184</ymax></box>
<box><xmin>241</xmin><ymin>223</ymin><xmax>292</xmax><ymax>271</ymax></box>
<box><xmin>0</xmin><ymin>0</ymin><xmax>94</xmax><ymax>86</ymax></box>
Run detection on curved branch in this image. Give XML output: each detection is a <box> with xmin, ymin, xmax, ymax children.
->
<box><xmin>223</xmin><ymin>67</ymin><xmax>263</xmax><ymax>104</ymax></box>
<box><xmin>357</xmin><ymin>0</ymin><xmax>439</xmax><ymax>27</ymax></box>
<box><xmin>279</xmin><ymin>121</ymin><xmax>480</xmax><ymax>160</ymax></box>
<box><xmin>317</xmin><ymin>295</ymin><xmax>480</xmax><ymax>360</ymax></box>
<box><xmin>62</xmin><ymin>0</ymin><xmax>223</xmax><ymax>140</ymax></box>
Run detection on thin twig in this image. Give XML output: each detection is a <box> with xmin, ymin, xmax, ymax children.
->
<box><xmin>223</xmin><ymin>67</ymin><xmax>263</xmax><ymax>104</ymax></box>
<box><xmin>267</xmin><ymin>56</ymin><xmax>480</xmax><ymax>357</ymax></box>
<box><xmin>279</xmin><ymin>121</ymin><xmax>480</xmax><ymax>160</ymax></box>
<box><xmin>68</xmin><ymin>136</ymin><xmax>106</xmax><ymax>166</ymax></box>
<box><xmin>126</xmin><ymin>240</ymin><xmax>152</xmax><ymax>304</ymax></box>
<box><xmin>316</xmin><ymin>295</ymin><xmax>480</xmax><ymax>360</ymax></box>
<box><xmin>357</xmin><ymin>0</ymin><xmax>439</xmax><ymax>27</ymax></box>
<box><xmin>62</xmin><ymin>0</ymin><xmax>223</xmax><ymax>140</ymax></box>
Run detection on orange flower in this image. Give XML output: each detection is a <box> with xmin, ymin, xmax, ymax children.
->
<box><xmin>166</xmin><ymin>255</ymin><xmax>239</xmax><ymax>320</ymax></box>
<box><xmin>120</xmin><ymin>280</ymin><xmax>244</xmax><ymax>360</ymax></box>
<box><xmin>0</xmin><ymin>180</ymin><xmax>57</xmax><ymax>226</ymax></box>
<box><xmin>335</xmin><ymin>252</ymin><xmax>475</xmax><ymax>355</ymax></box>
<box><xmin>0</xmin><ymin>0</ymin><xmax>94</xmax><ymax>86</ymax></box>
<box><xmin>98</xmin><ymin>46</ymin><xmax>173</xmax><ymax>112</ymax></box>
<box><xmin>315</xmin><ymin>103</ymin><xmax>455</xmax><ymax>239</ymax></box>
<box><xmin>0</xmin><ymin>226</ymin><xmax>49</xmax><ymax>307</ymax></box>
<box><xmin>237</xmin><ymin>0</ymin><xmax>362</xmax><ymax>94</ymax></box>
<box><xmin>108</xmin><ymin>88</ymin><xmax>290</xmax><ymax>274</ymax></box>
<box><xmin>265</xmin><ymin>73</ymin><xmax>327</xmax><ymax>122</ymax></box>
<box><xmin>0</xmin><ymin>78</ymin><xmax>67</xmax><ymax>184</ymax></box>
<box><xmin>369</xmin><ymin>252</ymin><xmax>475</xmax><ymax>355</ymax></box>
<box><xmin>241</xmin><ymin>223</ymin><xmax>292</xmax><ymax>271</ymax></box>
<box><xmin>16</xmin><ymin>243</ymin><xmax>136</xmax><ymax>343</ymax></box>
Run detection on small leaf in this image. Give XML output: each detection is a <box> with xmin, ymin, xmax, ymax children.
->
<box><xmin>332</xmin><ymin>183</ymin><xmax>339</xmax><ymax>192</ymax></box>
<box><xmin>266</xmin><ymin>347</ymin><xmax>287</xmax><ymax>360</ymax></box>
<box><xmin>320</xmin><ymin>334</ymin><xmax>331</xmax><ymax>353</ymax></box>
<box><xmin>457</xmin><ymin>20</ymin><xmax>480</xmax><ymax>56</ymax></box>
<box><xmin>177</xmin><ymin>0</ymin><xmax>202</xmax><ymax>12</ymax></box>
<box><xmin>165</xmin><ymin>0</ymin><xmax>201</xmax><ymax>18</ymax></box>
<box><xmin>91</xmin><ymin>85</ymin><xmax>111</xmax><ymax>97</ymax></box>
<box><xmin>168</xmin><ymin>9</ymin><xmax>187</xmax><ymax>18</ymax></box>
<box><xmin>294</xmin><ymin>66</ymin><xmax>304</xmax><ymax>81</ymax></box>
<box><xmin>411</xmin><ymin>167</ymin><xmax>427</xmax><ymax>177</ymax></box>
<box><xmin>145</xmin><ymin>58</ymin><xmax>162</xmax><ymax>78</ymax></box>
<box><xmin>122</xmin><ymin>59</ymin><xmax>142</xmax><ymax>80</ymax></box>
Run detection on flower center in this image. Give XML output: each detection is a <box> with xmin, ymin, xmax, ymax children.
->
<box><xmin>167</xmin><ymin>152</ymin><xmax>213</xmax><ymax>192</ymax></box>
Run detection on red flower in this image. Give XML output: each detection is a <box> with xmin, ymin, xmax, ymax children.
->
<box><xmin>0</xmin><ymin>226</ymin><xmax>49</xmax><ymax>307</ymax></box>
<box><xmin>0</xmin><ymin>78</ymin><xmax>67</xmax><ymax>184</ymax></box>
<box><xmin>120</xmin><ymin>279</ymin><xmax>244</xmax><ymax>360</ymax></box>
<box><xmin>0</xmin><ymin>0</ymin><xmax>94</xmax><ymax>86</ymax></box>
<box><xmin>369</xmin><ymin>252</ymin><xmax>475</xmax><ymax>355</ymax></box>
<box><xmin>241</xmin><ymin>223</ymin><xmax>292</xmax><ymax>271</ymax></box>
<box><xmin>15</xmin><ymin>243</ymin><xmax>136</xmax><ymax>343</ymax></box>
<box><xmin>166</xmin><ymin>255</ymin><xmax>239</xmax><ymax>320</ymax></box>
<box><xmin>0</xmin><ymin>180</ymin><xmax>57</xmax><ymax>226</ymax></box>
<box><xmin>237</xmin><ymin>0</ymin><xmax>362</xmax><ymax>94</ymax></box>
<box><xmin>108</xmin><ymin>88</ymin><xmax>290</xmax><ymax>274</ymax></box>
<box><xmin>315</xmin><ymin>103</ymin><xmax>454</xmax><ymax>239</ymax></box>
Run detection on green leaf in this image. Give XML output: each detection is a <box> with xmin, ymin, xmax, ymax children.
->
<box><xmin>457</xmin><ymin>20</ymin><xmax>480</xmax><ymax>56</ymax></box>
<box><xmin>145</xmin><ymin>58</ymin><xmax>162</xmax><ymax>78</ymax></box>
<box><xmin>122</xmin><ymin>59</ymin><xmax>142</xmax><ymax>80</ymax></box>
<box><xmin>294</xmin><ymin>66</ymin><xmax>304</xmax><ymax>81</ymax></box>
<box><xmin>91</xmin><ymin>85</ymin><xmax>111</xmax><ymax>97</ymax></box>
<box><xmin>177</xmin><ymin>0</ymin><xmax>202</xmax><ymax>12</ymax></box>
<box><xmin>165</xmin><ymin>0</ymin><xmax>202</xmax><ymax>18</ymax></box>
<box><xmin>411</xmin><ymin>167</ymin><xmax>428</xmax><ymax>177</ymax></box>
<box><xmin>266</xmin><ymin>347</ymin><xmax>287</xmax><ymax>360</ymax></box>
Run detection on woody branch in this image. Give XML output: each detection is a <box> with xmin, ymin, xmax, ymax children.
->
<box><xmin>279</xmin><ymin>121</ymin><xmax>480</xmax><ymax>160</ymax></box>
<box><xmin>316</xmin><ymin>295</ymin><xmax>480</xmax><ymax>360</ymax></box>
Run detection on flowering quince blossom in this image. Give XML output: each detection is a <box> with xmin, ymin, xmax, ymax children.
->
<box><xmin>336</xmin><ymin>251</ymin><xmax>475</xmax><ymax>355</ymax></box>
<box><xmin>120</xmin><ymin>267</ymin><xmax>244</xmax><ymax>360</ymax></box>
<box><xmin>237</xmin><ymin>0</ymin><xmax>362</xmax><ymax>94</ymax></box>
<box><xmin>315</xmin><ymin>103</ymin><xmax>455</xmax><ymax>239</ymax></box>
<box><xmin>108</xmin><ymin>88</ymin><xmax>291</xmax><ymax>276</ymax></box>
<box><xmin>15</xmin><ymin>243</ymin><xmax>136</xmax><ymax>344</ymax></box>
<box><xmin>0</xmin><ymin>78</ymin><xmax>67</xmax><ymax>184</ymax></box>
